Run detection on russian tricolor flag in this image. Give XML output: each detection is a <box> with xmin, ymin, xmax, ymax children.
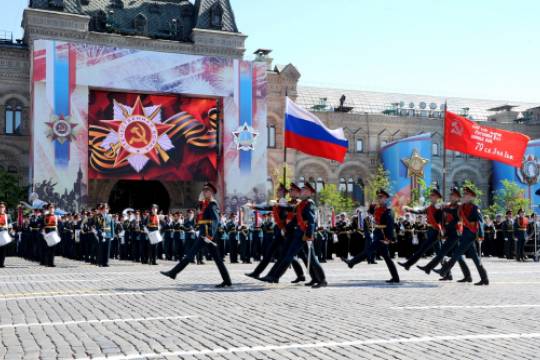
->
<box><xmin>285</xmin><ymin>97</ymin><xmax>348</xmax><ymax>163</ymax></box>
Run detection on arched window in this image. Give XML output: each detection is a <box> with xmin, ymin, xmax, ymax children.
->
<box><xmin>432</xmin><ymin>143</ymin><xmax>439</xmax><ymax>156</ymax></box>
<box><xmin>339</xmin><ymin>178</ymin><xmax>346</xmax><ymax>192</ymax></box>
<box><xmin>210</xmin><ymin>3</ymin><xmax>223</xmax><ymax>29</ymax></box>
<box><xmin>4</xmin><ymin>99</ymin><xmax>22</xmax><ymax>135</ymax></box>
<box><xmin>298</xmin><ymin>176</ymin><xmax>305</xmax><ymax>188</ymax></box>
<box><xmin>267</xmin><ymin>125</ymin><xmax>276</xmax><ymax>148</ymax></box>
<box><xmin>134</xmin><ymin>13</ymin><xmax>147</xmax><ymax>34</ymax></box>
<box><xmin>347</xmin><ymin>178</ymin><xmax>354</xmax><ymax>193</ymax></box>
<box><xmin>356</xmin><ymin>138</ymin><xmax>364</xmax><ymax>153</ymax></box>
<box><xmin>316</xmin><ymin>177</ymin><xmax>324</xmax><ymax>192</ymax></box>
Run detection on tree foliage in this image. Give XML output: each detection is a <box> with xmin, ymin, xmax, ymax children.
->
<box><xmin>485</xmin><ymin>180</ymin><xmax>530</xmax><ymax>218</ymax></box>
<box><xmin>0</xmin><ymin>170</ymin><xmax>26</xmax><ymax>210</ymax></box>
<box><xmin>270</xmin><ymin>163</ymin><xmax>293</xmax><ymax>199</ymax></box>
<box><xmin>318</xmin><ymin>183</ymin><xmax>355</xmax><ymax>214</ymax></box>
<box><xmin>365</xmin><ymin>165</ymin><xmax>390</xmax><ymax>203</ymax></box>
<box><xmin>461</xmin><ymin>179</ymin><xmax>483</xmax><ymax>206</ymax></box>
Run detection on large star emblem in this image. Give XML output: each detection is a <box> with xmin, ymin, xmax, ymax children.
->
<box><xmin>45</xmin><ymin>114</ymin><xmax>77</xmax><ymax>144</ymax></box>
<box><xmin>232</xmin><ymin>123</ymin><xmax>259</xmax><ymax>151</ymax></box>
<box><xmin>402</xmin><ymin>149</ymin><xmax>429</xmax><ymax>178</ymax></box>
<box><xmin>99</xmin><ymin>97</ymin><xmax>175</xmax><ymax>173</ymax></box>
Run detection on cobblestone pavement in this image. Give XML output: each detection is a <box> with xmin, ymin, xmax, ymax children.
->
<box><xmin>0</xmin><ymin>256</ymin><xmax>539</xmax><ymax>360</ymax></box>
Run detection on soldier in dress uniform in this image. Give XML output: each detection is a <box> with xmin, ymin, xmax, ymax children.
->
<box><xmin>514</xmin><ymin>208</ymin><xmax>529</xmax><ymax>262</ymax></box>
<box><xmin>502</xmin><ymin>210</ymin><xmax>515</xmax><ymax>259</ymax></box>
<box><xmin>362</xmin><ymin>212</ymin><xmax>376</xmax><ymax>264</ymax></box>
<box><xmin>238</xmin><ymin>222</ymin><xmax>251</xmax><ymax>264</ymax></box>
<box><xmin>344</xmin><ymin>189</ymin><xmax>400</xmax><ymax>283</ymax></box>
<box><xmin>250</xmin><ymin>213</ymin><xmax>263</xmax><ymax>262</ymax></box>
<box><xmin>171</xmin><ymin>211</ymin><xmax>184</xmax><ymax>261</ymax></box>
<box><xmin>262</xmin><ymin>183</ymin><xmax>326</xmax><ymax>288</ymax></box>
<box><xmin>161</xmin><ymin>183</ymin><xmax>232</xmax><ymax>288</ymax></box>
<box><xmin>258</xmin><ymin>183</ymin><xmax>306</xmax><ymax>284</ymax></box>
<box><xmin>335</xmin><ymin>213</ymin><xmax>350</xmax><ymax>260</ymax></box>
<box><xmin>416</xmin><ymin>187</ymin><xmax>471</xmax><ymax>282</ymax></box>
<box><xmin>400</xmin><ymin>213</ymin><xmax>415</xmax><ymax>258</ymax></box>
<box><xmin>414</xmin><ymin>215</ymin><xmax>428</xmax><ymax>254</ymax></box>
<box><xmin>225</xmin><ymin>213</ymin><xmax>239</xmax><ymax>263</ymax></box>
<box><xmin>130</xmin><ymin>211</ymin><xmax>142</xmax><ymax>262</ymax></box>
<box><xmin>482</xmin><ymin>215</ymin><xmax>496</xmax><ymax>257</ymax></box>
<box><xmin>183</xmin><ymin>210</ymin><xmax>198</xmax><ymax>264</ymax></box>
<box><xmin>349</xmin><ymin>215</ymin><xmax>365</xmax><ymax>257</ymax></box>
<box><xmin>493</xmin><ymin>214</ymin><xmax>505</xmax><ymax>258</ymax></box>
<box><xmin>0</xmin><ymin>202</ymin><xmax>13</xmax><ymax>267</ymax></box>
<box><xmin>95</xmin><ymin>203</ymin><xmax>114</xmax><ymax>267</ymax></box>
<box><xmin>29</xmin><ymin>208</ymin><xmax>42</xmax><ymax>262</ymax></box>
<box><xmin>261</xmin><ymin>213</ymin><xmax>275</xmax><ymax>257</ymax></box>
<box><xmin>314</xmin><ymin>226</ymin><xmax>328</xmax><ymax>262</ymax></box>
<box><xmin>162</xmin><ymin>213</ymin><xmax>174</xmax><ymax>261</ymax></box>
<box><xmin>434</xmin><ymin>186</ymin><xmax>489</xmax><ymax>285</ymax></box>
<box><xmin>399</xmin><ymin>189</ymin><xmax>444</xmax><ymax>271</ymax></box>
<box><xmin>145</xmin><ymin>204</ymin><xmax>161</xmax><ymax>265</ymax></box>
<box><xmin>41</xmin><ymin>203</ymin><xmax>60</xmax><ymax>267</ymax></box>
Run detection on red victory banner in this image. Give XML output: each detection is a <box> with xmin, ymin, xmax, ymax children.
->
<box><xmin>444</xmin><ymin>111</ymin><xmax>530</xmax><ymax>167</ymax></box>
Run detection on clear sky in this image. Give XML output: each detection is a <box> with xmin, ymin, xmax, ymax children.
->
<box><xmin>3</xmin><ymin>0</ymin><xmax>540</xmax><ymax>102</ymax></box>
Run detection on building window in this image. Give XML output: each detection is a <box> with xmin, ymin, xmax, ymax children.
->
<box><xmin>4</xmin><ymin>99</ymin><xmax>22</xmax><ymax>135</ymax></box>
<box><xmin>267</xmin><ymin>125</ymin><xmax>276</xmax><ymax>148</ymax></box>
<box><xmin>7</xmin><ymin>166</ymin><xmax>17</xmax><ymax>174</ymax></box>
<box><xmin>347</xmin><ymin>178</ymin><xmax>354</xmax><ymax>193</ymax></box>
<box><xmin>432</xmin><ymin>143</ymin><xmax>439</xmax><ymax>157</ymax></box>
<box><xmin>210</xmin><ymin>3</ymin><xmax>223</xmax><ymax>29</ymax></box>
<box><xmin>267</xmin><ymin>177</ymin><xmax>273</xmax><ymax>195</ymax></box>
<box><xmin>298</xmin><ymin>176</ymin><xmax>305</xmax><ymax>188</ymax></box>
<box><xmin>316</xmin><ymin>177</ymin><xmax>324</xmax><ymax>192</ymax></box>
<box><xmin>339</xmin><ymin>178</ymin><xmax>346</xmax><ymax>192</ymax></box>
<box><xmin>134</xmin><ymin>13</ymin><xmax>147</xmax><ymax>34</ymax></box>
<box><xmin>356</xmin><ymin>139</ymin><xmax>363</xmax><ymax>153</ymax></box>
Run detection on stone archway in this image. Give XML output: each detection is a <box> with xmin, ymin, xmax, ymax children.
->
<box><xmin>108</xmin><ymin>180</ymin><xmax>170</xmax><ymax>213</ymax></box>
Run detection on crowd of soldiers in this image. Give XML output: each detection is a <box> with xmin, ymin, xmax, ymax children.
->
<box><xmin>0</xmin><ymin>181</ymin><xmax>537</xmax><ymax>287</ymax></box>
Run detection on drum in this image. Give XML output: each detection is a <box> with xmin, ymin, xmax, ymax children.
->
<box><xmin>148</xmin><ymin>230</ymin><xmax>163</xmax><ymax>245</ymax></box>
<box><xmin>0</xmin><ymin>231</ymin><xmax>12</xmax><ymax>247</ymax></box>
<box><xmin>44</xmin><ymin>231</ymin><xmax>62</xmax><ymax>247</ymax></box>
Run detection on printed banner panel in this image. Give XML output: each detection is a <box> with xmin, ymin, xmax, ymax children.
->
<box><xmin>492</xmin><ymin>139</ymin><xmax>540</xmax><ymax>211</ymax></box>
<box><xmin>31</xmin><ymin>39</ymin><xmax>267</xmax><ymax>212</ymax></box>
<box><xmin>88</xmin><ymin>90</ymin><xmax>218</xmax><ymax>181</ymax></box>
<box><xmin>380</xmin><ymin>134</ymin><xmax>432</xmax><ymax>213</ymax></box>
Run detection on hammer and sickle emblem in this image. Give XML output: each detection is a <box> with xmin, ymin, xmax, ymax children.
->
<box><xmin>129</xmin><ymin>124</ymin><xmax>147</xmax><ymax>145</ymax></box>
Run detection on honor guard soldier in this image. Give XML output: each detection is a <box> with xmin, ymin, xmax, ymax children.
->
<box><xmin>434</xmin><ymin>186</ymin><xmax>489</xmax><ymax>285</ymax></box>
<box><xmin>344</xmin><ymin>189</ymin><xmax>400</xmax><ymax>284</ymax></box>
<box><xmin>246</xmin><ymin>184</ymin><xmax>303</xmax><ymax>281</ymax></box>
<box><xmin>261</xmin><ymin>213</ymin><xmax>275</xmax><ymax>257</ymax></box>
<box><xmin>225</xmin><ymin>213</ymin><xmax>239</xmax><ymax>263</ymax></box>
<box><xmin>145</xmin><ymin>204</ymin><xmax>161</xmax><ymax>265</ymax></box>
<box><xmin>514</xmin><ymin>209</ymin><xmax>529</xmax><ymax>262</ymax></box>
<box><xmin>417</xmin><ymin>187</ymin><xmax>471</xmax><ymax>282</ymax></box>
<box><xmin>183</xmin><ymin>210</ymin><xmax>198</xmax><ymax>264</ymax></box>
<box><xmin>0</xmin><ymin>202</ymin><xmax>13</xmax><ymax>267</ymax></box>
<box><xmin>399</xmin><ymin>189</ymin><xmax>444</xmax><ymax>270</ymax></box>
<box><xmin>259</xmin><ymin>183</ymin><xmax>306</xmax><ymax>284</ymax></box>
<box><xmin>29</xmin><ymin>208</ymin><xmax>42</xmax><ymax>262</ymax></box>
<box><xmin>96</xmin><ymin>203</ymin><xmax>114</xmax><ymax>267</ymax></box>
<box><xmin>171</xmin><ymin>211</ymin><xmax>184</xmax><ymax>261</ymax></box>
<box><xmin>400</xmin><ymin>213</ymin><xmax>415</xmax><ymax>258</ymax></box>
<box><xmin>162</xmin><ymin>213</ymin><xmax>174</xmax><ymax>261</ymax></box>
<box><xmin>263</xmin><ymin>183</ymin><xmax>326</xmax><ymax>288</ymax></box>
<box><xmin>335</xmin><ymin>213</ymin><xmax>350</xmax><ymax>259</ymax></box>
<box><xmin>41</xmin><ymin>203</ymin><xmax>61</xmax><ymax>267</ymax></box>
<box><xmin>161</xmin><ymin>183</ymin><xmax>232</xmax><ymax>288</ymax></box>
<box><xmin>503</xmin><ymin>210</ymin><xmax>515</xmax><ymax>259</ymax></box>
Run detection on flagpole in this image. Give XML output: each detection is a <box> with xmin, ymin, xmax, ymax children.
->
<box><xmin>442</xmin><ymin>100</ymin><xmax>448</xmax><ymax>199</ymax></box>
<box><xmin>283</xmin><ymin>92</ymin><xmax>289</xmax><ymax>187</ymax></box>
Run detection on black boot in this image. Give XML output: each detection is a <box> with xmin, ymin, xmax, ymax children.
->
<box><xmin>245</xmin><ymin>272</ymin><xmax>259</xmax><ymax>280</ymax></box>
<box><xmin>215</xmin><ymin>281</ymin><xmax>232</xmax><ymax>288</ymax></box>
<box><xmin>398</xmin><ymin>262</ymin><xmax>410</xmax><ymax>271</ymax></box>
<box><xmin>260</xmin><ymin>275</ymin><xmax>278</xmax><ymax>283</ymax></box>
<box><xmin>416</xmin><ymin>265</ymin><xmax>430</xmax><ymax>274</ymax></box>
<box><xmin>160</xmin><ymin>270</ymin><xmax>176</xmax><ymax>280</ymax></box>
<box><xmin>457</xmin><ymin>276</ymin><xmax>472</xmax><ymax>283</ymax></box>
<box><xmin>312</xmin><ymin>280</ymin><xmax>327</xmax><ymax>288</ymax></box>
<box><xmin>439</xmin><ymin>274</ymin><xmax>453</xmax><ymax>281</ymax></box>
<box><xmin>385</xmin><ymin>278</ymin><xmax>400</xmax><ymax>284</ymax></box>
<box><xmin>475</xmin><ymin>266</ymin><xmax>489</xmax><ymax>286</ymax></box>
<box><xmin>304</xmin><ymin>279</ymin><xmax>316</xmax><ymax>286</ymax></box>
<box><xmin>291</xmin><ymin>276</ymin><xmax>306</xmax><ymax>284</ymax></box>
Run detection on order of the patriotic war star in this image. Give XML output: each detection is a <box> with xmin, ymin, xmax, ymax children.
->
<box><xmin>0</xmin><ymin>1</ymin><xmax>540</xmax><ymax>295</ymax></box>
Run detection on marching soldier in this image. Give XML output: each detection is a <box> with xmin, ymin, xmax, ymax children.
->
<box><xmin>161</xmin><ymin>183</ymin><xmax>232</xmax><ymax>288</ymax></box>
<box><xmin>434</xmin><ymin>186</ymin><xmax>489</xmax><ymax>285</ymax></box>
<box><xmin>399</xmin><ymin>189</ymin><xmax>444</xmax><ymax>271</ymax></box>
<box><xmin>401</xmin><ymin>213</ymin><xmax>415</xmax><ymax>258</ymax></box>
<box><xmin>262</xmin><ymin>183</ymin><xmax>326</xmax><ymax>287</ymax></box>
<box><xmin>514</xmin><ymin>208</ymin><xmax>529</xmax><ymax>262</ymax></box>
<box><xmin>417</xmin><ymin>187</ymin><xmax>472</xmax><ymax>282</ymax></box>
<box><xmin>183</xmin><ymin>210</ymin><xmax>198</xmax><ymax>264</ymax></box>
<box><xmin>344</xmin><ymin>189</ymin><xmax>399</xmax><ymax>283</ymax></box>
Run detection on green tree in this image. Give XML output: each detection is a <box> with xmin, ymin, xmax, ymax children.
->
<box><xmin>0</xmin><ymin>170</ymin><xmax>26</xmax><ymax>209</ymax></box>
<box><xmin>365</xmin><ymin>164</ymin><xmax>390</xmax><ymax>203</ymax></box>
<box><xmin>461</xmin><ymin>180</ymin><xmax>483</xmax><ymax>206</ymax></box>
<box><xmin>485</xmin><ymin>180</ymin><xmax>529</xmax><ymax>218</ymax></box>
<box><xmin>319</xmin><ymin>183</ymin><xmax>355</xmax><ymax>214</ymax></box>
